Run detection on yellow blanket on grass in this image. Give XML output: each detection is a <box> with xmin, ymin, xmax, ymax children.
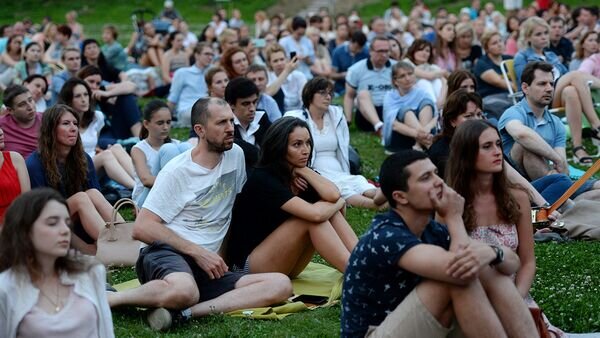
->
<box><xmin>113</xmin><ymin>262</ymin><xmax>343</xmax><ymax>320</ymax></box>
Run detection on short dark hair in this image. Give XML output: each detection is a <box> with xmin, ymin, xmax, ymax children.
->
<box><xmin>246</xmin><ymin>63</ymin><xmax>268</xmax><ymax>76</ymax></box>
<box><xmin>369</xmin><ymin>36</ymin><xmax>390</xmax><ymax>50</ymax></box>
<box><xmin>191</xmin><ymin>97</ymin><xmax>228</xmax><ymax>126</ymax></box>
<box><xmin>547</xmin><ymin>16</ymin><xmax>566</xmax><ymax>26</ymax></box>
<box><xmin>301</xmin><ymin>76</ymin><xmax>333</xmax><ymax>108</ymax></box>
<box><xmin>521</xmin><ymin>61</ymin><xmax>553</xmax><ymax>87</ymax></box>
<box><xmin>225</xmin><ymin>77</ymin><xmax>259</xmax><ymax>105</ymax></box>
<box><xmin>441</xmin><ymin>89</ymin><xmax>483</xmax><ymax>138</ymax></box>
<box><xmin>291</xmin><ymin>17</ymin><xmax>307</xmax><ymax>31</ymax></box>
<box><xmin>23</xmin><ymin>74</ymin><xmax>49</xmax><ymax>95</ymax></box>
<box><xmin>56</xmin><ymin>24</ymin><xmax>72</xmax><ymax>38</ymax></box>
<box><xmin>3</xmin><ymin>84</ymin><xmax>30</xmax><ymax>109</ymax></box>
<box><xmin>379</xmin><ymin>150</ymin><xmax>429</xmax><ymax>208</ymax></box>
<box><xmin>350</xmin><ymin>31</ymin><xmax>367</xmax><ymax>47</ymax></box>
<box><xmin>76</xmin><ymin>65</ymin><xmax>102</xmax><ymax>80</ymax></box>
<box><xmin>309</xmin><ymin>15</ymin><xmax>323</xmax><ymax>24</ymax></box>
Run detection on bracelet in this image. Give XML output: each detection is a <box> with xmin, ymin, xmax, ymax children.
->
<box><xmin>489</xmin><ymin>245</ymin><xmax>504</xmax><ymax>266</ymax></box>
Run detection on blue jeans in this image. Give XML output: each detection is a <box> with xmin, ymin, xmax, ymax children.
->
<box><xmin>531</xmin><ymin>174</ymin><xmax>572</xmax><ymax>204</ymax></box>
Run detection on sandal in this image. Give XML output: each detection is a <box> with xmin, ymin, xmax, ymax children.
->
<box><xmin>572</xmin><ymin>146</ymin><xmax>593</xmax><ymax>166</ymax></box>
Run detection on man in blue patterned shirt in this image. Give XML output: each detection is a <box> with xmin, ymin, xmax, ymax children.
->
<box><xmin>340</xmin><ymin>150</ymin><xmax>537</xmax><ymax>337</ymax></box>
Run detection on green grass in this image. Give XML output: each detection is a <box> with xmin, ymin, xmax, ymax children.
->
<box><xmin>108</xmin><ymin>127</ymin><xmax>600</xmax><ymax>336</ymax></box>
<box><xmin>2</xmin><ymin>0</ymin><xmax>278</xmax><ymax>45</ymax></box>
<box><xmin>8</xmin><ymin>0</ymin><xmax>598</xmax><ymax>334</ymax></box>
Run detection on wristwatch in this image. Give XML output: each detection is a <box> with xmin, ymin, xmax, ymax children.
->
<box><xmin>489</xmin><ymin>245</ymin><xmax>504</xmax><ymax>266</ymax></box>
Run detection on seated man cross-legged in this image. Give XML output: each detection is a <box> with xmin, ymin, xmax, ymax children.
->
<box><xmin>498</xmin><ymin>61</ymin><xmax>600</xmax><ymax>198</ymax></box>
<box><xmin>107</xmin><ymin>97</ymin><xmax>291</xmax><ymax>331</ymax></box>
<box><xmin>340</xmin><ymin>150</ymin><xmax>538</xmax><ymax>337</ymax></box>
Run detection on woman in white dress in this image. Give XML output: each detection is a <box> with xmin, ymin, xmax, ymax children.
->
<box><xmin>286</xmin><ymin>77</ymin><xmax>386</xmax><ymax>209</ymax></box>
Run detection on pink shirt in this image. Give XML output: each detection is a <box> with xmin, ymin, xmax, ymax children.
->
<box><xmin>0</xmin><ymin>112</ymin><xmax>42</xmax><ymax>159</ymax></box>
<box><xmin>579</xmin><ymin>54</ymin><xmax>600</xmax><ymax>79</ymax></box>
<box><xmin>16</xmin><ymin>289</ymin><xmax>99</xmax><ymax>338</ymax></box>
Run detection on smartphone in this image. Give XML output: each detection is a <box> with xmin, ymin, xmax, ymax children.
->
<box><xmin>291</xmin><ymin>294</ymin><xmax>328</xmax><ymax>305</ymax></box>
<box><xmin>253</xmin><ymin>38</ymin><xmax>266</xmax><ymax>48</ymax></box>
<box><xmin>290</xmin><ymin>51</ymin><xmax>297</xmax><ymax>59</ymax></box>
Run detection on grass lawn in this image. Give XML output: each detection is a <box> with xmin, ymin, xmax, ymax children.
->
<box><xmin>6</xmin><ymin>1</ymin><xmax>599</xmax><ymax>335</ymax></box>
<box><xmin>108</xmin><ymin>126</ymin><xmax>600</xmax><ymax>336</ymax></box>
<box><xmin>2</xmin><ymin>0</ymin><xmax>279</xmax><ymax>45</ymax></box>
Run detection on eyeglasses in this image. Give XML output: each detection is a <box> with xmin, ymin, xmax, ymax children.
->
<box><xmin>317</xmin><ymin>90</ymin><xmax>333</xmax><ymax>97</ymax></box>
<box><xmin>373</xmin><ymin>49</ymin><xmax>390</xmax><ymax>54</ymax></box>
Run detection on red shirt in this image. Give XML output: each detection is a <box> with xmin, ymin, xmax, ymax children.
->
<box><xmin>0</xmin><ymin>151</ymin><xmax>21</xmax><ymax>223</ymax></box>
<box><xmin>537</xmin><ymin>0</ymin><xmax>551</xmax><ymax>10</ymax></box>
<box><xmin>0</xmin><ymin>112</ymin><xmax>42</xmax><ymax>159</ymax></box>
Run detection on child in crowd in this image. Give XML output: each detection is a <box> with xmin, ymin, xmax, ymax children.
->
<box><xmin>131</xmin><ymin>100</ymin><xmax>191</xmax><ymax>207</ymax></box>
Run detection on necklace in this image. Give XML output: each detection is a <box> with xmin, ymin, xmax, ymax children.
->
<box><xmin>38</xmin><ymin>280</ymin><xmax>62</xmax><ymax>313</ymax></box>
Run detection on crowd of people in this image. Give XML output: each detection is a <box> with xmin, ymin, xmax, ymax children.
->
<box><xmin>1</xmin><ymin>0</ymin><xmax>600</xmax><ymax>336</ymax></box>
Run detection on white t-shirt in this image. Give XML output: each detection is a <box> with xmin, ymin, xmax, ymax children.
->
<box><xmin>143</xmin><ymin>144</ymin><xmax>246</xmax><ymax>253</ymax></box>
<box><xmin>80</xmin><ymin>111</ymin><xmax>105</xmax><ymax>158</ymax></box>
<box><xmin>268</xmin><ymin>70</ymin><xmax>307</xmax><ymax>113</ymax></box>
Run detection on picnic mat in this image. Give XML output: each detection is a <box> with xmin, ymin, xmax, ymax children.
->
<box><xmin>113</xmin><ymin>262</ymin><xmax>343</xmax><ymax>320</ymax></box>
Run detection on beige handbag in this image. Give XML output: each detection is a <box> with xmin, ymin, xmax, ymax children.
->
<box><xmin>96</xmin><ymin>198</ymin><xmax>141</xmax><ymax>266</ymax></box>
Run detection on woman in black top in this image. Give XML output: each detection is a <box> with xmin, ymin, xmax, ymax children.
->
<box><xmin>227</xmin><ymin>117</ymin><xmax>357</xmax><ymax>277</ymax></box>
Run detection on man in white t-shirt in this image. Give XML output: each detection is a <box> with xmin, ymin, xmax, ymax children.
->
<box><xmin>108</xmin><ymin>97</ymin><xmax>292</xmax><ymax>331</ymax></box>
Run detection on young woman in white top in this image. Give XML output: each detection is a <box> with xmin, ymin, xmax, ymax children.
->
<box><xmin>0</xmin><ymin>188</ymin><xmax>114</xmax><ymax>338</ymax></box>
<box><xmin>58</xmin><ymin>78</ymin><xmax>135</xmax><ymax>189</ymax></box>
<box><xmin>131</xmin><ymin>100</ymin><xmax>191</xmax><ymax>206</ymax></box>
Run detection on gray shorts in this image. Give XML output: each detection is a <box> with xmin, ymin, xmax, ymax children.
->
<box><xmin>136</xmin><ymin>241</ymin><xmax>245</xmax><ymax>301</ymax></box>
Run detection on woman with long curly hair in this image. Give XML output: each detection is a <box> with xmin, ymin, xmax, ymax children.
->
<box><xmin>25</xmin><ymin>104</ymin><xmax>123</xmax><ymax>254</ymax></box>
<box><xmin>59</xmin><ymin>78</ymin><xmax>135</xmax><ymax>189</ymax></box>
<box><xmin>0</xmin><ymin>188</ymin><xmax>114</xmax><ymax>337</ymax></box>
<box><xmin>445</xmin><ymin>119</ymin><xmax>565</xmax><ymax>337</ymax></box>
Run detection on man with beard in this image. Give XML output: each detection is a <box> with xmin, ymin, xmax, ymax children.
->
<box><xmin>0</xmin><ymin>84</ymin><xmax>41</xmax><ymax>158</ymax></box>
<box><xmin>498</xmin><ymin>61</ymin><xmax>568</xmax><ymax>180</ymax></box>
<box><xmin>107</xmin><ymin>97</ymin><xmax>292</xmax><ymax>331</ymax></box>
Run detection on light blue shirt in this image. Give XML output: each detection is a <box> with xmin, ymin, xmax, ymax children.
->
<box><xmin>513</xmin><ymin>47</ymin><xmax>567</xmax><ymax>91</ymax></box>
<box><xmin>278</xmin><ymin>35</ymin><xmax>315</xmax><ymax>80</ymax></box>
<box><xmin>258</xmin><ymin>93</ymin><xmax>282</xmax><ymax>122</ymax></box>
<box><xmin>167</xmin><ymin>65</ymin><xmax>208</xmax><ymax>114</ymax></box>
<box><xmin>345</xmin><ymin>58</ymin><xmax>396</xmax><ymax>107</ymax></box>
<box><xmin>382</xmin><ymin>87</ymin><xmax>434</xmax><ymax>146</ymax></box>
<box><xmin>498</xmin><ymin>98</ymin><xmax>566</xmax><ymax>155</ymax></box>
<box><xmin>50</xmin><ymin>71</ymin><xmax>73</xmax><ymax>106</ymax></box>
